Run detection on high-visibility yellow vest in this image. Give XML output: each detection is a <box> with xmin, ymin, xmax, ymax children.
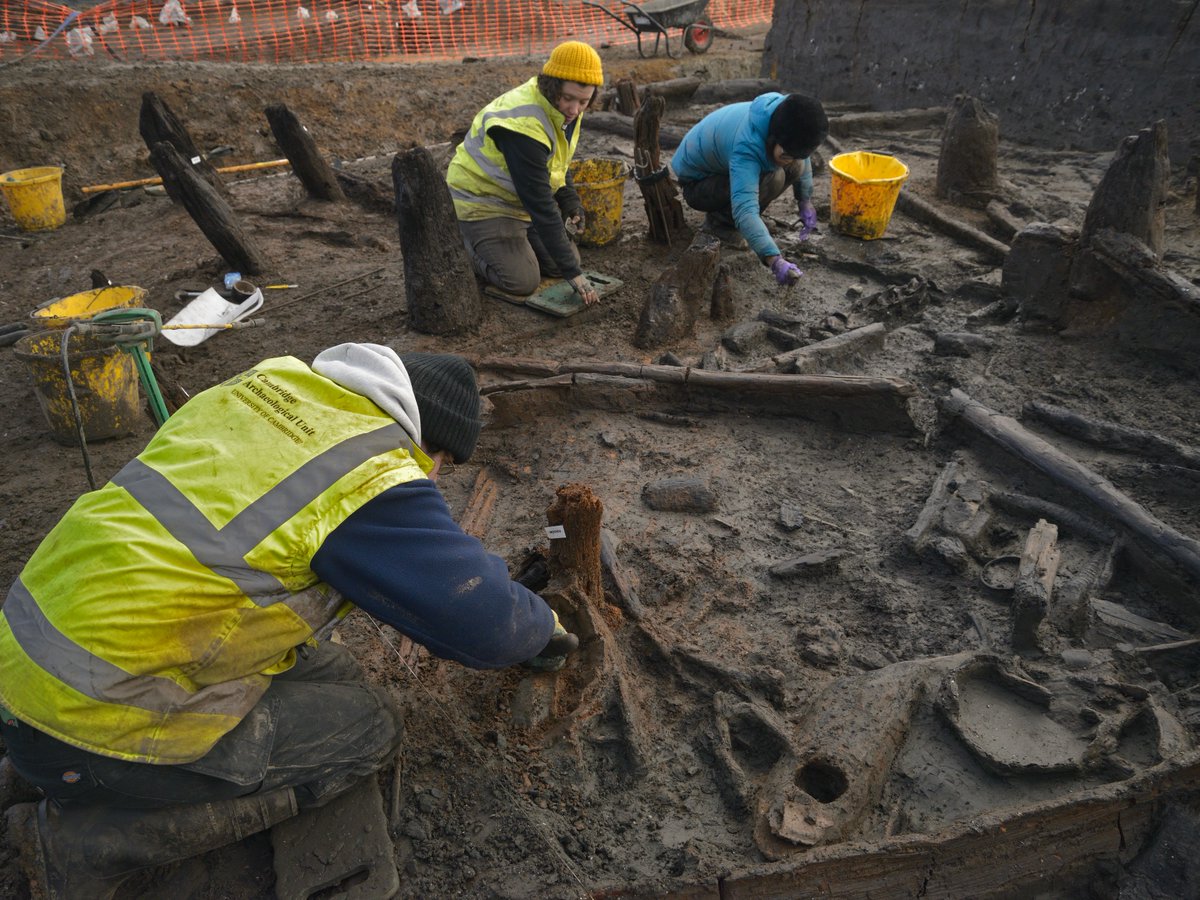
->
<box><xmin>0</xmin><ymin>357</ymin><xmax>433</xmax><ymax>764</ymax></box>
<box><xmin>446</xmin><ymin>77</ymin><xmax>580</xmax><ymax>222</ymax></box>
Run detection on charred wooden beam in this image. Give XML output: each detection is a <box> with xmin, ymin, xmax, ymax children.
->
<box><xmin>600</xmin><ymin>528</ymin><xmax>645</xmax><ymax>621</ymax></box>
<box><xmin>392</xmin><ymin>147</ymin><xmax>481</xmax><ymax>335</ymax></box>
<box><xmin>586</xmin><ymin>111</ymin><xmax>687</xmax><ymax>148</ymax></box>
<box><xmin>149</xmin><ymin>141</ymin><xmax>271</xmax><ymax>276</ymax></box>
<box><xmin>265</xmin><ymin>103</ymin><xmax>346</xmax><ymax>203</ymax></box>
<box><xmin>139</xmin><ymin>92</ymin><xmax>227</xmax><ymax>204</ymax></box>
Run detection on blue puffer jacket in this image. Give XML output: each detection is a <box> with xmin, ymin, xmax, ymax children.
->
<box><xmin>670</xmin><ymin>93</ymin><xmax>813</xmax><ymax>260</ymax></box>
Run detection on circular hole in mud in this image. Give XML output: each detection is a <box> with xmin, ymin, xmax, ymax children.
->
<box><xmin>796</xmin><ymin>759</ymin><xmax>848</xmax><ymax>803</ymax></box>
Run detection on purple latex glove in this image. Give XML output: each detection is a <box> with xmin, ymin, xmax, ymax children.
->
<box><xmin>798</xmin><ymin>200</ymin><xmax>818</xmax><ymax>240</ymax></box>
<box><xmin>770</xmin><ymin>257</ymin><xmax>803</xmax><ymax>286</ymax></box>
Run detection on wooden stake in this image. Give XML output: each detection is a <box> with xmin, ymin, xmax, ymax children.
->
<box><xmin>265</xmin><ymin>103</ymin><xmax>346</xmax><ymax>203</ymax></box>
<box><xmin>139</xmin><ymin>92</ymin><xmax>228</xmax><ymax>204</ymax></box>
<box><xmin>149</xmin><ymin>141</ymin><xmax>271</xmax><ymax>276</ymax></box>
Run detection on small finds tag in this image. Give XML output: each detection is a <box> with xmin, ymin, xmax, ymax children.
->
<box><xmin>544</xmin><ymin>525</ymin><xmax>566</xmax><ymax>539</ymax></box>
<box><xmin>190</xmin><ymin>155</ymin><xmax>202</xmax><ymax>165</ymax></box>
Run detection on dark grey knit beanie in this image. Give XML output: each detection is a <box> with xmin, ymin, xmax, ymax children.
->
<box><xmin>399</xmin><ymin>352</ymin><xmax>482</xmax><ymax>463</ymax></box>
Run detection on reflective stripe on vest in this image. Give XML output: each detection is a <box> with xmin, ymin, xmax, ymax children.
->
<box><xmin>0</xmin><ymin>357</ymin><xmax>430</xmax><ymax>763</ymax></box>
<box><xmin>446</xmin><ymin>78</ymin><xmax>579</xmax><ymax>222</ymax></box>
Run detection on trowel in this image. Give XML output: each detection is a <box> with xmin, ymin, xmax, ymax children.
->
<box><xmin>162</xmin><ymin>282</ymin><xmax>263</xmax><ymax>346</ymax></box>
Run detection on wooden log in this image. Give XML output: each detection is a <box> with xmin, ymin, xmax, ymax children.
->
<box><xmin>1081</xmin><ymin>121</ymin><xmax>1169</xmax><ymax>259</ymax></box>
<box><xmin>936</xmin><ymin>95</ymin><xmax>1000</xmax><ymax>208</ymax></box>
<box><xmin>634</xmin><ymin>231</ymin><xmax>722</xmax><ymax>348</ymax></box>
<box><xmin>769</xmin><ymin>322</ymin><xmax>886</xmax><ymax>374</ymax></box>
<box><xmin>985</xmin><ymin>199</ymin><xmax>1024</xmax><ymax>240</ymax></box>
<box><xmin>1011</xmin><ymin>519</ymin><xmax>1060</xmax><ymax>654</ymax></box>
<box><xmin>643</xmin><ymin>76</ymin><xmax>702</xmax><ymax>104</ymax></box>
<box><xmin>693</xmin><ymin>78</ymin><xmax>779</xmax><ymax>105</ymax></box>
<box><xmin>827</xmin><ymin>107</ymin><xmax>949</xmax><ymax>137</ymax></box>
<box><xmin>139</xmin><ymin>92</ymin><xmax>227</xmax><ymax>204</ymax></box>
<box><xmin>895</xmin><ymin>191</ymin><xmax>1010</xmax><ymax>261</ymax></box>
<box><xmin>941</xmin><ymin>389</ymin><xmax>1200</xmax><ymax>593</ymax></box>
<box><xmin>586</xmin><ymin>111</ymin><xmax>688</xmax><ymax>149</ymax></box>
<box><xmin>391</xmin><ymin>147</ymin><xmax>481</xmax><ymax>335</ymax></box>
<box><xmin>149</xmin><ymin>141</ymin><xmax>271</xmax><ymax>276</ymax></box>
<box><xmin>1023</xmin><ymin>400</ymin><xmax>1200</xmax><ymax>469</ymax></box>
<box><xmin>989</xmin><ymin>491</ymin><xmax>1116</xmax><ymax>544</ymax></box>
<box><xmin>265</xmin><ymin>103</ymin><xmax>346</xmax><ymax>203</ymax></box>
<box><xmin>633</xmin><ymin>94</ymin><xmax>687</xmax><ymax>245</ymax></box>
<box><xmin>600</xmin><ymin>528</ymin><xmax>645</xmax><ymax>621</ymax></box>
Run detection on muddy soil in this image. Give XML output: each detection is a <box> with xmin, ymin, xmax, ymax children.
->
<box><xmin>1</xmin><ymin>24</ymin><xmax>1200</xmax><ymax>900</ymax></box>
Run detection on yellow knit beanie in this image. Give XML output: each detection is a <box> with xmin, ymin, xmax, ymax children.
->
<box><xmin>542</xmin><ymin>41</ymin><xmax>603</xmax><ymax>86</ymax></box>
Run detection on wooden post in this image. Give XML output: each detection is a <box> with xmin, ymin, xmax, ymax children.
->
<box><xmin>633</xmin><ymin>94</ymin><xmax>687</xmax><ymax>245</ymax></box>
<box><xmin>391</xmin><ymin>147</ymin><xmax>481</xmax><ymax>335</ymax></box>
<box><xmin>634</xmin><ymin>231</ymin><xmax>722</xmax><ymax>348</ymax></box>
<box><xmin>139</xmin><ymin>92</ymin><xmax>227</xmax><ymax>204</ymax></box>
<box><xmin>936</xmin><ymin>95</ymin><xmax>999</xmax><ymax>208</ymax></box>
<box><xmin>265</xmin><ymin>103</ymin><xmax>346</xmax><ymax>202</ymax></box>
<box><xmin>149</xmin><ymin>141</ymin><xmax>271</xmax><ymax>276</ymax></box>
<box><xmin>1081</xmin><ymin>121</ymin><xmax>1169</xmax><ymax>259</ymax></box>
<box><xmin>546</xmin><ymin>483</ymin><xmax>604</xmax><ymax>602</ymax></box>
<box><xmin>614</xmin><ymin>78</ymin><xmax>640</xmax><ymax>116</ymax></box>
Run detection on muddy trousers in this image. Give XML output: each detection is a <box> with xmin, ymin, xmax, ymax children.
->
<box><xmin>1</xmin><ymin>642</ymin><xmax>403</xmax><ymax>899</ymax></box>
<box><xmin>679</xmin><ymin>161</ymin><xmax>805</xmax><ymax>230</ymax></box>
<box><xmin>458</xmin><ymin>215</ymin><xmax>580</xmax><ymax>296</ymax></box>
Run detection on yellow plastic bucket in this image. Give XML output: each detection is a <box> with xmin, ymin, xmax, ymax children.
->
<box><xmin>14</xmin><ymin>330</ymin><xmax>140</xmax><ymax>444</ymax></box>
<box><xmin>0</xmin><ymin>166</ymin><xmax>67</xmax><ymax>232</ymax></box>
<box><xmin>829</xmin><ymin>152</ymin><xmax>909</xmax><ymax>240</ymax></box>
<box><xmin>567</xmin><ymin>157</ymin><xmax>630</xmax><ymax>247</ymax></box>
<box><xmin>30</xmin><ymin>285</ymin><xmax>147</xmax><ymax>329</ymax></box>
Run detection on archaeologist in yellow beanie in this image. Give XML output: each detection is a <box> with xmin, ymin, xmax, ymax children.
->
<box><xmin>447</xmin><ymin>40</ymin><xmax>603</xmax><ymax>306</ymax></box>
<box><xmin>0</xmin><ymin>344</ymin><xmax>577</xmax><ymax>898</ymax></box>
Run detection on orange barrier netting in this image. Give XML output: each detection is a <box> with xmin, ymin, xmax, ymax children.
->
<box><xmin>0</xmin><ymin>0</ymin><xmax>772</xmax><ymax>63</ymax></box>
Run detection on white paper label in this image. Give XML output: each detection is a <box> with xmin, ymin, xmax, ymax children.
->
<box><xmin>544</xmin><ymin>525</ymin><xmax>567</xmax><ymax>539</ymax></box>
<box><xmin>190</xmin><ymin>156</ymin><xmax>201</xmax><ymax>164</ymax></box>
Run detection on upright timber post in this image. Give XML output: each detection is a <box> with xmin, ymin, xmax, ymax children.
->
<box><xmin>265</xmin><ymin>103</ymin><xmax>346</xmax><ymax>203</ymax></box>
<box><xmin>140</xmin><ymin>92</ymin><xmax>228</xmax><ymax>205</ymax></box>
<box><xmin>391</xmin><ymin>147</ymin><xmax>481</xmax><ymax>334</ymax></box>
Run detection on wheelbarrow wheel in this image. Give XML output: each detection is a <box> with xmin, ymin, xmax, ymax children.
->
<box><xmin>683</xmin><ymin>15</ymin><xmax>713</xmax><ymax>53</ymax></box>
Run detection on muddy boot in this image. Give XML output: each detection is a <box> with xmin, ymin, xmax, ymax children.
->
<box><xmin>701</xmin><ymin>212</ymin><xmax>749</xmax><ymax>251</ymax></box>
<box><xmin>5</xmin><ymin>787</ymin><xmax>297</xmax><ymax>900</ymax></box>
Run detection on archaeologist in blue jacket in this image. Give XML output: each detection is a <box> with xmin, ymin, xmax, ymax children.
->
<box><xmin>671</xmin><ymin>93</ymin><xmax>829</xmax><ymax>287</ymax></box>
<box><xmin>0</xmin><ymin>344</ymin><xmax>576</xmax><ymax>899</ymax></box>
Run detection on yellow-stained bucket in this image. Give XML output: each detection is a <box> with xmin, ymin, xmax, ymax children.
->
<box><xmin>0</xmin><ymin>166</ymin><xmax>67</xmax><ymax>232</ymax></box>
<box><xmin>30</xmin><ymin>285</ymin><xmax>147</xmax><ymax>329</ymax></box>
<box><xmin>14</xmin><ymin>330</ymin><xmax>140</xmax><ymax>444</ymax></box>
<box><xmin>829</xmin><ymin>151</ymin><xmax>909</xmax><ymax>240</ymax></box>
<box><xmin>567</xmin><ymin>157</ymin><xmax>629</xmax><ymax>247</ymax></box>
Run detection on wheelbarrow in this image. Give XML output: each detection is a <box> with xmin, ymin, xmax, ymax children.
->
<box><xmin>582</xmin><ymin>0</ymin><xmax>714</xmax><ymax>58</ymax></box>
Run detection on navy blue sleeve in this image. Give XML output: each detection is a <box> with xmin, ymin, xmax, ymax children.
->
<box><xmin>311</xmin><ymin>480</ymin><xmax>556</xmax><ymax>669</ymax></box>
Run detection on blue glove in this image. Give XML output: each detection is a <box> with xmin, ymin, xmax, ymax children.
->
<box><xmin>798</xmin><ymin>200</ymin><xmax>818</xmax><ymax>240</ymax></box>
<box><xmin>524</xmin><ymin>612</ymin><xmax>579</xmax><ymax>672</ymax></box>
<box><xmin>770</xmin><ymin>257</ymin><xmax>803</xmax><ymax>286</ymax></box>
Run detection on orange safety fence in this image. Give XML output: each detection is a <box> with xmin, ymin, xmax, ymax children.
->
<box><xmin>0</xmin><ymin>0</ymin><xmax>772</xmax><ymax>63</ymax></box>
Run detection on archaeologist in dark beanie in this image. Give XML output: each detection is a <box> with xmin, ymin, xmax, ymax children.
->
<box><xmin>447</xmin><ymin>39</ymin><xmax>603</xmax><ymax>306</ymax></box>
<box><xmin>672</xmin><ymin>93</ymin><xmax>829</xmax><ymax>288</ymax></box>
<box><xmin>0</xmin><ymin>344</ymin><xmax>577</xmax><ymax>899</ymax></box>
